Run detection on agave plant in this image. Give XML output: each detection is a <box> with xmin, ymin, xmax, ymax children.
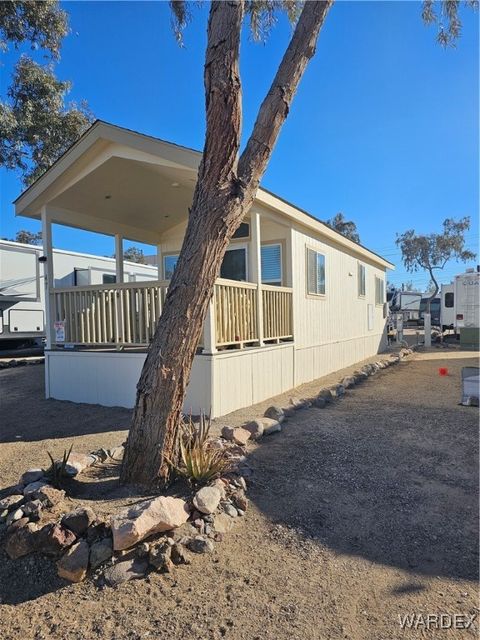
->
<box><xmin>44</xmin><ymin>443</ymin><xmax>73</xmax><ymax>488</ymax></box>
<box><xmin>173</xmin><ymin>413</ymin><xmax>231</xmax><ymax>484</ymax></box>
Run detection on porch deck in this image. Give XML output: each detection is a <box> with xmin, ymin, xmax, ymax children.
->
<box><xmin>52</xmin><ymin>277</ymin><xmax>293</xmax><ymax>351</ymax></box>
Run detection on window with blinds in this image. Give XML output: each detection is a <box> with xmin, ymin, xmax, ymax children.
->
<box><xmin>261</xmin><ymin>243</ymin><xmax>282</xmax><ymax>285</ymax></box>
<box><xmin>375</xmin><ymin>275</ymin><xmax>384</xmax><ymax>305</ymax></box>
<box><xmin>358</xmin><ymin>263</ymin><xmax>366</xmax><ymax>296</ymax></box>
<box><xmin>306</xmin><ymin>248</ymin><xmax>326</xmax><ymax>295</ymax></box>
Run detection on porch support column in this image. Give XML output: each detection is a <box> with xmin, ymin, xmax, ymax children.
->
<box><xmin>251</xmin><ymin>211</ymin><xmax>264</xmax><ymax>346</ymax></box>
<box><xmin>157</xmin><ymin>244</ymin><xmax>163</xmax><ymax>280</ymax></box>
<box><xmin>41</xmin><ymin>206</ymin><xmax>55</xmax><ymax>349</ymax></box>
<box><xmin>114</xmin><ymin>234</ymin><xmax>124</xmax><ymax>283</ymax></box>
<box><xmin>202</xmin><ymin>294</ymin><xmax>217</xmax><ymax>355</ymax></box>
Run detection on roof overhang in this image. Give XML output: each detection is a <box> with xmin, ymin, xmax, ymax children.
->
<box><xmin>15</xmin><ymin>120</ymin><xmax>394</xmax><ymax>269</ymax></box>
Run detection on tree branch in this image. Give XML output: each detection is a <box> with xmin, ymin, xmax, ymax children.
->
<box><xmin>238</xmin><ymin>0</ymin><xmax>333</xmax><ymax>190</ymax></box>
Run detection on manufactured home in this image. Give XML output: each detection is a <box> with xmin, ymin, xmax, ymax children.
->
<box><xmin>14</xmin><ymin>121</ymin><xmax>393</xmax><ymax>417</ymax></box>
<box><xmin>0</xmin><ymin>239</ymin><xmax>158</xmax><ymax>347</ymax></box>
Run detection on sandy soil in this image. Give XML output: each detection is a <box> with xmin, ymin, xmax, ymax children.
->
<box><xmin>0</xmin><ymin>349</ymin><xmax>478</xmax><ymax>640</ymax></box>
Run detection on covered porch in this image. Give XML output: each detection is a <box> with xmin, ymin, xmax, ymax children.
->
<box><xmin>15</xmin><ymin>122</ymin><xmax>294</xmax><ymax>354</ymax></box>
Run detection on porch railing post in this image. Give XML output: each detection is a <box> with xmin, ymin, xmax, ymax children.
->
<box><xmin>202</xmin><ymin>290</ymin><xmax>217</xmax><ymax>355</ymax></box>
<box><xmin>114</xmin><ymin>234</ymin><xmax>124</xmax><ymax>347</ymax></box>
<box><xmin>41</xmin><ymin>206</ymin><xmax>55</xmax><ymax>349</ymax></box>
<box><xmin>251</xmin><ymin>211</ymin><xmax>264</xmax><ymax>346</ymax></box>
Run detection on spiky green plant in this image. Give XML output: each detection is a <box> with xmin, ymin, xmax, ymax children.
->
<box><xmin>171</xmin><ymin>413</ymin><xmax>232</xmax><ymax>484</ymax></box>
<box><xmin>44</xmin><ymin>443</ymin><xmax>73</xmax><ymax>488</ymax></box>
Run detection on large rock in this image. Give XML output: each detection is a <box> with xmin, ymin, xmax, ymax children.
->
<box><xmin>0</xmin><ymin>494</ymin><xmax>24</xmax><ymax>512</ymax></box>
<box><xmin>57</xmin><ymin>539</ymin><xmax>89</xmax><ymax>583</ymax></box>
<box><xmin>62</xmin><ymin>506</ymin><xmax>96</xmax><ymax>536</ymax></box>
<box><xmin>89</xmin><ymin>537</ymin><xmax>113</xmax><ymax>570</ymax></box>
<box><xmin>20</xmin><ymin>469</ymin><xmax>45</xmax><ymax>485</ymax></box>
<box><xmin>111</xmin><ymin>496</ymin><xmax>190</xmax><ymax>551</ymax></box>
<box><xmin>64</xmin><ymin>452</ymin><xmax>96</xmax><ymax>477</ymax></box>
<box><xmin>23</xmin><ymin>481</ymin><xmax>49</xmax><ymax>498</ymax></box>
<box><xmin>243</xmin><ymin>420</ymin><xmax>264</xmax><ymax>440</ymax></box>
<box><xmin>35</xmin><ymin>523</ymin><xmax>77</xmax><ymax>556</ymax></box>
<box><xmin>33</xmin><ymin>485</ymin><xmax>65</xmax><ymax>508</ymax></box>
<box><xmin>193</xmin><ymin>486</ymin><xmax>222</xmax><ymax>515</ymax></box>
<box><xmin>342</xmin><ymin>376</ymin><xmax>356</xmax><ymax>389</ymax></box>
<box><xmin>221</xmin><ymin>426</ymin><xmax>251</xmax><ymax>446</ymax></box>
<box><xmin>264</xmin><ymin>406</ymin><xmax>285</xmax><ymax>423</ymax></box>
<box><xmin>148</xmin><ymin>540</ymin><xmax>172</xmax><ymax>571</ymax></box>
<box><xmin>317</xmin><ymin>389</ymin><xmax>334</xmax><ymax>403</ymax></box>
<box><xmin>330</xmin><ymin>384</ymin><xmax>345</xmax><ymax>398</ymax></box>
<box><xmin>103</xmin><ymin>558</ymin><xmax>149</xmax><ymax>587</ymax></box>
<box><xmin>5</xmin><ymin>522</ymin><xmax>38</xmax><ymax>559</ymax></box>
<box><xmin>313</xmin><ymin>395</ymin><xmax>327</xmax><ymax>409</ymax></box>
<box><xmin>213</xmin><ymin>513</ymin><xmax>234</xmax><ymax>534</ymax></box>
<box><xmin>187</xmin><ymin>536</ymin><xmax>215</xmax><ymax>554</ymax></box>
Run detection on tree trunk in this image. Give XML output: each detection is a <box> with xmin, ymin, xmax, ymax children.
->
<box><xmin>426</xmin><ymin>268</ymin><xmax>439</xmax><ymax>313</ymax></box>
<box><xmin>121</xmin><ymin>0</ymin><xmax>333</xmax><ymax>487</ymax></box>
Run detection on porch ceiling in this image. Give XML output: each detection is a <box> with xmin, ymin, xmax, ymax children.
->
<box><xmin>47</xmin><ymin>156</ymin><xmax>194</xmax><ymax>241</ymax></box>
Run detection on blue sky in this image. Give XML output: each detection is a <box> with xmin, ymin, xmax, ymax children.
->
<box><xmin>1</xmin><ymin>0</ymin><xmax>478</xmax><ymax>290</ymax></box>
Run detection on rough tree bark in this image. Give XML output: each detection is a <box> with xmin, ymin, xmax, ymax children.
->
<box><xmin>121</xmin><ymin>0</ymin><xmax>333</xmax><ymax>487</ymax></box>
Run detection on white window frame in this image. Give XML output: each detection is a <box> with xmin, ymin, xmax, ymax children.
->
<box><xmin>358</xmin><ymin>262</ymin><xmax>366</xmax><ymax>297</ymax></box>
<box><xmin>261</xmin><ymin>242</ymin><xmax>283</xmax><ymax>286</ymax></box>
<box><xmin>375</xmin><ymin>275</ymin><xmax>385</xmax><ymax>306</ymax></box>
<box><xmin>306</xmin><ymin>247</ymin><xmax>326</xmax><ymax>297</ymax></box>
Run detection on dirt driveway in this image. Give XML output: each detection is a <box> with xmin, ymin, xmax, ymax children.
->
<box><xmin>0</xmin><ymin>350</ymin><xmax>478</xmax><ymax>640</ymax></box>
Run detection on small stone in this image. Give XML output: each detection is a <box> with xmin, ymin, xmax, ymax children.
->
<box><xmin>0</xmin><ymin>494</ymin><xmax>25</xmax><ymax>512</ymax></box>
<box><xmin>57</xmin><ymin>539</ymin><xmax>89</xmax><ymax>582</ymax></box>
<box><xmin>232</xmin><ymin>491</ymin><xmax>248</xmax><ymax>512</ymax></box>
<box><xmin>103</xmin><ymin>558</ymin><xmax>149</xmax><ymax>587</ymax></box>
<box><xmin>23</xmin><ymin>480</ymin><xmax>50</xmax><ymax>497</ymax></box>
<box><xmin>136</xmin><ymin>541</ymin><xmax>151</xmax><ymax>557</ymax></box>
<box><xmin>330</xmin><ymin>384</ymin><xmax>345</xmax><ymax>398</ymax></box>
<box><xmin>22</xmin><ymin>499</ymin><xmax>43</xmax><ymax>521</ymax></box>
<box><xmin>111</xmin><ymin>496</ymin><xmax>190</xmax><ymax>551</ymax></box>
<box><xmin>89</xmin><ymin>537</ymin><xmax>113</xmax><ymax>569</ymax></box>
<box><xmin>264</xmin><ymin>406</ymin><xmax>285</xmax><ymax>423</ymax></box>
<box><xmin>149</xmin><ymin>541</ymin><xmax>172</xmax><ymax>570</ymax></box>
<box><xmin>6</xmin><ymin>508</ymin><xmax>24</xmax><ymax>526</ymax></box>
<box><xmin>213</xmin><ymin>513</ymin><xmax>233</xmax><ymax>534</ymax></box>
<box><xmin>33</xmin><ymin>485</ymin><xmax>65</xmax><ymax>508</ymax></box>
<box><xmin>5</xmin><ymin>522</ymin><xmax>38</xmax><ymax>559</ymax></box>
<box><xmin>313</xmin><ymin>395</ymin><xmax>327</xmax><ymax>409</ymax></box>
<box><xmin>171</xmin><ymin>543</ymin><xmax>191</xmax><ymax>565</ymax></box>
<box><xmin>317</xmin><ymin>389</ymin><xmax>334</xmax><ymax>403</ymax></box>
<box><xmin>193</xmin><ymin>486</ymin><xmax>222</xmax><ymax>515</ymax></box>
<box><xmin>62</xmin><ymin>506</ymin><xmax>96</xmax><ymax>536</ymax></box>
<box><xmin>283</xmin><ymin>406</ymin><xmax>296</xmax><ymax>418</ymax></box>
<box><xmin>108</xmin><ymin>446</ymin><xmax>125</xmax><ymax>461</ymax></box>
<box><xmin>223</xmin><ymin>503</ymin><xmax>238</xmax><ymax>518</ymax></box>
<box><xmin>35</xmin><ymin>523</ymin><xmax>77</xmax><ymax>556</ymax></box>
<box><xmin>237</xmin><ymin>509</ymin><xmax>246</xmax><ymax>517</ymax></box>
<box><xmin>243</xmin><ymin>420</ymin><xmax>264</xmax><ymax>440</ymax></box>
<box><xmin>7</xmin><ymin>516</ymin><xmax>30</xmax><ymax>534</ymax></box>
<box><xmin>187</xmin><ymin>536</ymin><xmax>215</xmax><ymax>554</ymax></box>
<box><xmin>20</xmin><ymin>469</ymin><xmax>45</xmax><ymax>485</ymax></box>
<box><xmin>342</xmin><ymin>376</ymin><xmax>356</xmax><ymax>388</ymax></box>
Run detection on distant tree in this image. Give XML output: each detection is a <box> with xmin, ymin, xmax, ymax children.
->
<box><xmin>14</xmin><ymin>229</ymin><xmax>42</xmax><ymax>245</ymax></box>
<box><xmin>0</xmin><ymin>1</ymin><xmax>93</xmax><ymax>186</ymax></box>
<box><xmin>396</xmin><ymin>217</ymin><xmax>476</xmax><ymax>311</ymax></box>
<box><xmin>123</xmin><ymin>247</ymin><xmax>146</xmax><ymax>264</ymax></box>
<box><xmin>425</xmin><ymin>279</ymin><xmax>438</xmax><ymax>295</ymax></box>
<box><xmin>401</xmin><ymin>280</ymin><xmax>415</xmax><ymax>291</ymax></box>
<box><xmin>326</xmin><ymin>212</ymin><xmax>360</xmax><ymax>244</ymax></box>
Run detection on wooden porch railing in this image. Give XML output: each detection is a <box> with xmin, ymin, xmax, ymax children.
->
<box><xmin>52</xmin><ymin>278</ymin><xmax>293</xmax><ymax>349</ymax></box>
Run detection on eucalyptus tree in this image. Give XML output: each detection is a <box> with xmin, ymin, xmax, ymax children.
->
<box><xmin>121</xmin><ymin>0</ymin><xmax>478</xmax><ymax>487</ymax></box>
<box><xmin>326</xmin><ymin>212</ymin><xmax>360</xmax><ymax>244</ymax></box>
<box><xmin>0</xmin><ymin>1</ymin><xmax>92</xmax><ymax>185</ymax></box>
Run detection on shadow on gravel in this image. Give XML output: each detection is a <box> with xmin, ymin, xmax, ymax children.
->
<box><xmin>247</xmin><ymin>382</ymin><xmax>479</xmax><ymax>582</ymax></box>
<box><xmin>0</xmin><ymin>365</ymin><xmax>131</xmax><ymax>443</ymax></box>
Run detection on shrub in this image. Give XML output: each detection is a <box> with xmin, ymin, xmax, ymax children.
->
<box><xmin>44</xmin><ymin>443</ymin><xmax>73</xmax><ymax>488</ymax></box>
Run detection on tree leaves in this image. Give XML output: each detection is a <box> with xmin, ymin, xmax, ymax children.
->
<box><xmin>326</xmin><ymin>212</ymin><xmax>361</xmax><ymax>244</ymax></box>
<box><xmin>422</xmin><ymin>0</ymin><xmax>478</xmax><ymax>47</ymax></box>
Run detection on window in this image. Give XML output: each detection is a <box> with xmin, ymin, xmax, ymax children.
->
<box><xmin>102</xmin><ymin>273</ymin><xmax>116</xmax><ymax>285</ymax></box>
<box><xmin>220</xmin><ymin>246</ymin><xmax>247</xmax><ymax>281</ymax></box>
<box><xmin>164</xmin><ymin>254</ymin><xmax>179</xmax><ymax>279</ymax></box>
<box><xmin>445</xmin><ymin>292</ymin><xmax>454</xmax><ymax>308</ymax></box>
<box><xmin>261</xmin><ymin>243</ymin><xmax>282</xmax><ymax>285</ymax></box>
<box><xmin>358</xmin><ymin>263</ymin><xmax>366</xmax><ymax>297</ymax></box>
<box><xmin>232</xmin><ymin>222</ymin><xmax>249</xmax><ymax>239</ymax></box>
<box><xmin>375</xmin><ymin>276</ymin><xmax>385</xmax><ymax>305</ymax></box>
<box><xmin>306</xmin><ymin>248</ymin><xmax>326</xmax><ymax>295</ymax></box>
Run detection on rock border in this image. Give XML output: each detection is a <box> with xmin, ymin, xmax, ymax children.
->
<box><xmin>0</xmin><ymin>357</ymin><xmax>45</xmax><ymax>369</ymax></box>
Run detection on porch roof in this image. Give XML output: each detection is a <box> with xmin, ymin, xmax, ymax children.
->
<box><xmin>15</xmin><ymin>120</ymin><xmax>394</xmax><ymax>269</ymax></box>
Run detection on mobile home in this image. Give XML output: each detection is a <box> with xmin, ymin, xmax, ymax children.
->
<box><xmin>0</xmin><ymin>239</ymin><xmax>158</xmax><ymax>347</ymax></box>
<box><xmin>14</xmin><ymin>121</ymin><xmax>394</xmax><ymax>417</ymax></box>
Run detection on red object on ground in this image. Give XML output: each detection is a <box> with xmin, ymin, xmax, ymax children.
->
<box><xmin>439</xmin><ymin>367</ymin><xmax>449</xmax><ymax>376</ymax></box>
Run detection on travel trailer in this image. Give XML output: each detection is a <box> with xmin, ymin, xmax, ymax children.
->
<box><xmin>0</xmin><ymin>239</ymin><xmax>158</xmax><ymax>347</ymax></box>
<box><xmin>14</xmin><ymin>120</ymin><xmax>394</xmax><ymax>416</ymax></box>
<box><xmin>389</xmin><ymin>290</ymin><xmax>422</xmax><ymax>323</ymax></box>
<box><xmin>440</xmin><ymin>269</ymin><xmax>480</xmax><ymax>344</ymax></box>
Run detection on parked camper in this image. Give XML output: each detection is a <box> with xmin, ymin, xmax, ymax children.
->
<box><xmin>390</xmin><ymin>290</ymin><xmax>422</xmax><ymax>323</ymax></box>
<box><xmin>419</xmin><ymin>297</ymin><xmax>441</xmax><ymax>327</ymax></box>
<box><xmin>440</xmin><ymin>269</ymin><xmax>480</xmax><ymax>344</ymax></box>
<box><xmin>0</xmin><ymin>240</ymin><xmax>158</xmax><ymax>347</ymax></box>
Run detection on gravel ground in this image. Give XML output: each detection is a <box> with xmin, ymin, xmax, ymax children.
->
<box><xmin>0</xmin><ymin>349</ymin><xmax>478</xmax><ymax>640</ymax></box>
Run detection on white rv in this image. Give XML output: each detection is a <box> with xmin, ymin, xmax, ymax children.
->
<box><xmin>440</xmin><ymin>269</ymin><xmax>480</xmax><ymax>340</ymax></box>
<box><xmin>0</xmin><ymin>240</ymin><xmax>158</xmax><ymax>347</ymax></box>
